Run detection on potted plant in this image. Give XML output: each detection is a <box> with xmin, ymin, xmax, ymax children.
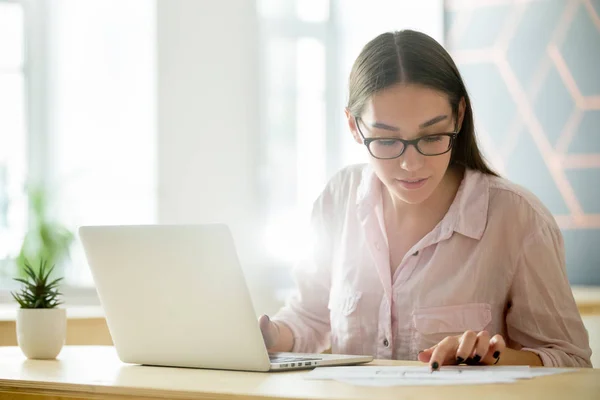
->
<box><xmin>11</xmin><ymin>259</ymin><xmax>66</xmax><ymax>359</ymax></box>
<box><xmin>16</xmin><ymin>185</ymin><xmax>74</xmax><ymax>279</ymax></box>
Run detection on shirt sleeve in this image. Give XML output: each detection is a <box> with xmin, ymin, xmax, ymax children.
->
<box><xmin>271</xmin><ymin>185</ymin><xmax>335</xmax><ymax>354</ymax></box>
<box><xmin>506</xmin><ymin>222</ymin><xmax>593</xmax><ymax>367</ymax></box>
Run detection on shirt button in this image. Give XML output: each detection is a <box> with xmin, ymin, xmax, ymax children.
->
<box><xmin>375</xmin><ymin>242</ymin><xmax>381</xmax><ymax>250</ymax></box>
<box><xmin>383</xmin><ymin>338</ymin><xmax>389</xmax><ymax>347</ymax></box>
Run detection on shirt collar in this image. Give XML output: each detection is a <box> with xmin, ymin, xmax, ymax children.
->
<box><xmin>444</xmin><ymin>168</ymin><xmax>489</xmax><ymax>240</ymax></box>
<box><xmin>356</xmin><ymin>166</ymin><xmax>489</xmax><ymax>240</ymax></box>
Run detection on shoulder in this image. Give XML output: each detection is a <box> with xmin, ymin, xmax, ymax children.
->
<box><xmin>484</xmin><ymin>172</ymin><xmax>561</xmax><ymax>238</ymax></box>
<box><xmin>309</xmin><ymin>163</ymin><xmax>370</xmax><ymax>230</ymax></box>
<box><xmin>320</xmin><ymin>163</ymin><xmax>370</xmax><ymax>204</ymax></box>
<box><xmin>326</xmin><ymin>163</ymin><xmax>368</xmax><ymax>189</ymax></box>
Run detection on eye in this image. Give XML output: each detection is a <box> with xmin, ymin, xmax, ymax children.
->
<box><xmin>377</xmin><ymin>139</ymin><xmax>400</xmax><ymax>147</ymax></box>
<box><xmin>422</xmin><ymin>135</ymin><xmax>443</xmax><ymax>143</ymax></box>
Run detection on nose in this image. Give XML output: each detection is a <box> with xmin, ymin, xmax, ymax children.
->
<box><xmin>399</xmin><ymin>144</ymin><xmax>425</xmax><ymax>172</ymax></box>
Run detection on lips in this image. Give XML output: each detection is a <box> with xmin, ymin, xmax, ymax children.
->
<box><xmin>400</xmin><ymin>178</ymin><xmax>427</xmax><ymax>183</ymax></box>
<box><xmin>396</xmin><ymin>177</ymin><xmax>429</xmax><ymax>190</ymax></box>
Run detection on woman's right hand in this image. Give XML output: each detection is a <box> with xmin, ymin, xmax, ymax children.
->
<box><xmin>258</xmin><ymin>314</ymin><xmax>295</xmax><ymax>352</ymax></box>
<box><xmin>258</xmin><ymin>314</ymin><xmax>280</xmax><ymax>350</ymax></box>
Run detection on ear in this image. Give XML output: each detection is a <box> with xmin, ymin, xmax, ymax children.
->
<box><xmin>345</xmin><ymin>108</ymin><xmax>362</xmax><ymax>145</ymax></box>
<box><xmin>456</xmin><ymin>97</ymin><xmax>466</xmax><ymax>132</ymax></box>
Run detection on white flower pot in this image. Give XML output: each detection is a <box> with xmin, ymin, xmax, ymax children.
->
<box><xmin>16</xmin><ymin>308</ymin><xmax>66</xmax><ymax>359</ymax></box>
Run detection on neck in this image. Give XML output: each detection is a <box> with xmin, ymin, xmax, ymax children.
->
<box><xmin>384</xmin><ymin>165</ymin><xmax>464</xmax><ymax>224</ymax></box>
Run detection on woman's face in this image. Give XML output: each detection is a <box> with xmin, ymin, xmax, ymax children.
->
<box><xmin>346</xmin><ymin>83</ymin><xmax>464</xmax><ymax>206</ymax></box>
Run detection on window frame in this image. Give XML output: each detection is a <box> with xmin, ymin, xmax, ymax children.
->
<box><xmin>0</xmin><ymin>0</ymin><xmax>100</xmax><ymax>306</ymax></box>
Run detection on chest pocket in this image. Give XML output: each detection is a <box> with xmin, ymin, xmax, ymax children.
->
<box><xmin>328</xmin><ymin>286</ymin><xmax>363</xmax><ymax>354</ymax></box>
<box><xmin>412</xmin><ymin>303</ymin><xmax>492</xmax><ymax>350</ymax></box>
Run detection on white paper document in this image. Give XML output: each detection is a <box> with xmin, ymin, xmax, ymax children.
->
<box><xmin>304</xmin><ymin>366</ymin><xmax>574</xmax><ymax>387</ymax></box>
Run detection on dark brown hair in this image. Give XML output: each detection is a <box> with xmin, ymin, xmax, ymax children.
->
<box><xmin>347</xmin><ymin>30</ymin><xmax>498</xmax><ymax>176</ymax></box>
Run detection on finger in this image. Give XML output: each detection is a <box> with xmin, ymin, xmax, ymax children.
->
<box><xmin>258</xmin><ymin>314</ymin><xmax>279</xmax><ymax>349</ymax></box>
<box><xmin>429</xmin><ymin>336</ymin><xmax>459</xmax><ymax>370</ymax></box>
<box><xmin>482</xmin><ymin>334</ymin><xmax>506</xmax><ymax>365</ymax></box>
<box><xmin>471</xmin><ymin>331</ymin><xmax>491</xmax><ymax>363</ymax></box>
<box><xmin>456</xmin><ymin>330</ymin><xmax>478</xmax><ymax>364</ymax></box>
<box><xmin>417</xmin><ymin>346</ymin><xmax>436</xmax><ymax>363</ymax></box>
<box><xmin>258</xmin><ymin>314</ymin><xmax>270</xmax><ymax>332</ymax></box>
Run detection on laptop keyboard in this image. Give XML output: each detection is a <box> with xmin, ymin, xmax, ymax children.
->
<box><xmin>269</xmin><ymin>355</ymin><xmax>322</xmax><ymax>364</ymax></box>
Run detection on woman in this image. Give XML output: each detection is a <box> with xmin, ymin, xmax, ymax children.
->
<box><xmin>259</xmin><ymin>30</ymin><xmax>592</xmax><ymax>369</ymax></box>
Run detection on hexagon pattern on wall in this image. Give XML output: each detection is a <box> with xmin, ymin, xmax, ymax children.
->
<box><xmin>445</xmin><ymin>0</ymin><xmax>600</xmax><ymax>284</ymax></box>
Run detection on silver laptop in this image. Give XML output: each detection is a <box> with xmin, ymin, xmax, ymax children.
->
<box><xmin>78</xmin><ymin>224</ymin><xmax>373</xmax><ymax>372</ymax></box>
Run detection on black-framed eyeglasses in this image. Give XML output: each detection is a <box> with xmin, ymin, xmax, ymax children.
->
<box><xmin>355</xmin><ymin>116</ymin><xmax>458</xmax><ymax>160</ymax></box>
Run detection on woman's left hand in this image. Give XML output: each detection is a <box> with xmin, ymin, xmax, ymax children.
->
<box><xmin>417</xmin><ymin>330</ymin><xmax>505</xmax><ymax>370</ymax></box>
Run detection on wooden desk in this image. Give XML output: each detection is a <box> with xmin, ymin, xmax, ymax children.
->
<box><xmin>0</xmin><ymin>346</ymin><xmax>598</xmax><ymax>400</ymax></box>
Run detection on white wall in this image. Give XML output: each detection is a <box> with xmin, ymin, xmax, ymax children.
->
<box><xmin>156</xmin><ymin>0</ymin><xmax>263</xmax><ymax>272</ymax></box>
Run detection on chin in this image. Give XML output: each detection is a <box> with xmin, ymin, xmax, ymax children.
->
<box><xmin>394</xmin><ymin>191</ymin><xmax>431</xmax><ymax>205</ymax></box>
<box><xmin>390</xmin><ymin>179</ymin><xmax>436</xmax><ymax>205</ymax></box>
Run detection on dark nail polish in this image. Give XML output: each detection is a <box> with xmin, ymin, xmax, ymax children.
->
<box><xmin>493</xmin><ymin>351</ymin><xmax>500</xmax><ymax>359</ymax></box>
<box><xmin>472</xmin><ymin>355</ymin><xmax>482</xmax><ymax>363</ymax></box>
<box><xmin>432</xmin><ymin>361</ymin><xmax>439</xmax><ymax>370</ymax></box>
<box><xmin>456</xmin><ymin>356</ymin><xmax>465</xmax><ymax>364</ymax></box>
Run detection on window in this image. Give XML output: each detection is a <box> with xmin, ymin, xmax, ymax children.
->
<box><xmin>258</xmin><ymin>0</ymin><xmax>444</xmax><ymax>267</ymax></box>
<box><xmin>258</xmin><ymin>0</ymin><xmax>330</xmax><ymax>265</ymax></box>
<box><xmin>45</xmin><ymin>0</ymin><xmax>157</xmax><ymax>287</ymax></box>
<box><xmin>0</xmin><ymin>1</ymin><xmax>28</xmax><ymax>278</ymax></box>
<box><xmin>0</xmin><ymin>0</ymin><xmax>156</xmax><ymax>298</ymax></box>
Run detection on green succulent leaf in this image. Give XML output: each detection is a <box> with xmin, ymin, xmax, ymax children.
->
<box><xmin>10</xmin><ymin>259</ymin><xmax>64</xmax><ymax>309</ymax></box>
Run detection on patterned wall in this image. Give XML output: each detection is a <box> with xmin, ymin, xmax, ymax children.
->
<box><xmin>445</xmin><ymin>0</ymin><xmax>600</xmax><ymax>285</ymax></box>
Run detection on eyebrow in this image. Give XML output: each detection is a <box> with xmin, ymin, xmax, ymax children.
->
<box><xmin>419</xmin><ymin>115</ymin><xmax>448</xmax><ymax>128</ymax></box>
<box><xmin>371</xmin><ymin>122</ymin><xmax>399</xmax><ymax>131</ymax></box>
<box><xmin>369</xmin><ymin>115</ymin><xmax>449</xmax><ymax>131</ymax></box>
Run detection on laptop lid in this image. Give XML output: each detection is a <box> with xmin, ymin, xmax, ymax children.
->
<box><xmin>79</xmin><ymin>224</ymin><xmax>272</xmax><ymax>372</ymax></box>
